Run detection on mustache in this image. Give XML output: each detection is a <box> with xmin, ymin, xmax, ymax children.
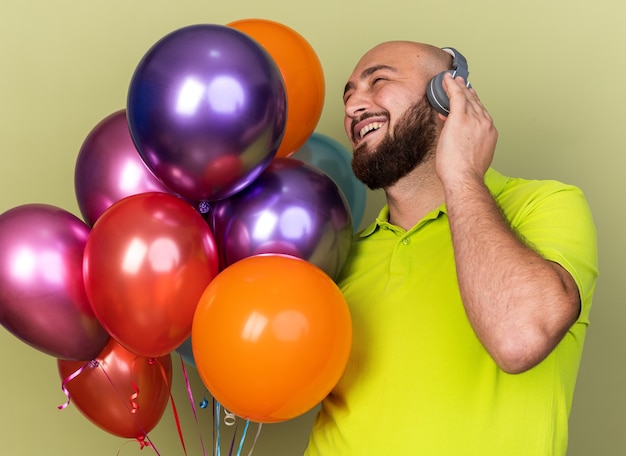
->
<box><xmin>350</xmin><ymin>111</ymin><xmax>390</xmax><ymax>142</ymax></box>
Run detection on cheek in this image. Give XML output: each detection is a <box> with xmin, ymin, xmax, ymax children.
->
<box><xmin>343</xmin><ymin>117</ymin><xmax>353</xmax><ymax>140</ymax></box>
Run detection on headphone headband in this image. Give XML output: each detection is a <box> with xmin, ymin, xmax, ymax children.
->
<box><xmin>441</xmin><ymin>47</ymin><xmax>470</xmax><ymax>81</ymax></box>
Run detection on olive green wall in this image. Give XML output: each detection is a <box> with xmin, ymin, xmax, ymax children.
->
<box><xmin>1</xmin><ymin>0</ymin><xmax>623</xmax><ymax>454</ymax></box>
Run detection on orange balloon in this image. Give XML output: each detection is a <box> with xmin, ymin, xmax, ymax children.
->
<box><xmin>228</xmin><ymin>19</ymin><xmax>325</xmax><ymax>157</ymax></box>
<box><xmin>192</xmin><ymin>254</ymin><xmax>351</xmax><ymax>423</ymax></box>
<box><xmin>58</xmin><ymin>339</ymin><xmax>172</xmax><ymax>439</ymax></box>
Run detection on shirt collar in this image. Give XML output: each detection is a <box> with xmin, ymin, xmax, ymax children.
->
<box><xmin>358</xmin><ymin>168</ymin><xmax>509</xmax><ymax>238</ymax></box>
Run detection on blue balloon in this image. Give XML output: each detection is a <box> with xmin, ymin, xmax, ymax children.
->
<box><xmin>127</xmin><ymin>24</ymin><xmax>287</xmax><ymax>202</ymax></box>
<box><xmin>291</xmin><ymin>132</ymin><xmax>366</xmax><ymax>231</ymax></box>
<box><xmin>175</xmin><ymin>337</ymin><xmax>196</xmax><ymax>368</ymax></box>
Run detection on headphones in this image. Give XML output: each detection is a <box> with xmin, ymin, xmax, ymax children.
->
<box><xmin>426</xmin><ymin>47</ymin><xmax>471</xmax><ymax>116</ymax></box>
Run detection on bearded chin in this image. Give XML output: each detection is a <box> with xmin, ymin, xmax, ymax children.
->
<box><xmin>351</xmin><ymin>97</ymin><xmax>438</xmax><ymax>190</ymax></box>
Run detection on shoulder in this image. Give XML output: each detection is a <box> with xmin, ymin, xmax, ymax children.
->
<box><xmin>486</xmin><ymin>169</ymin><xmax>592</xmax><ymax>222</ymax></box>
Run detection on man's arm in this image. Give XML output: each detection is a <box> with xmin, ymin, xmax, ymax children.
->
<box><xmin>435</xmin><ymin>73</ymin><xmax>581</xmax><ymax>374</ymax></box>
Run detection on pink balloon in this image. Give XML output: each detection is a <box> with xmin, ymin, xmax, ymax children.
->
<box><xmin>74</xmin><ymin>110</ymin><xmax>177</xmax><ymax>226</ymax></box>
<box><xmin>0</xmin><ymin>204</ymin><xmax>109</xmax><ymax>360</ymax></box>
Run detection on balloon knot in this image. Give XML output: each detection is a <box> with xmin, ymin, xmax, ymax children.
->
<box><xmin>88</xmin><ymin>360</ymin><xmax>99</xmax><ymax>368</ymax></box>
<box><xmin>137</xmin><ymin>435</ymin><xmax>152</xmax><ymax>450</ymax></box>
<box><xmin>198</xmin><ymin>201</ymin><xmax>211</xmax><ymax>214</ymax></box>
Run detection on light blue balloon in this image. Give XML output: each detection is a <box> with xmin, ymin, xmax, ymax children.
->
<box><xmin>175</xmin><ymin>337</ymin><xmax>196</xmax><ymax>368</ymax></box>
<box><xmin>292</xmin><ymin>132</ymin><xmax>366</xmax><ymax>231</ymax></box>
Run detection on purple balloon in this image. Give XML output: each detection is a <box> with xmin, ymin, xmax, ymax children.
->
<box><xmin>127</xmin><ymin>24</ymin><xmax>287</xmax><ymax>202</ymax></box>
<box><xmin>0</xmin><ymin>204</ymin><xmax>109</xmax><ymax>360</ymax></box>
<box><xmin>292</xmin><ymin>132</ymin><xmax>367</xmax><ymax>232</ymax></box>
<box><xmin>75</xmin><ymin>110</ymin><xmax>177</xmax><ymax>226</ymax></box>
<box><xmin>210</xmin><ymin>157</ymin><xmax>353</xmax><ymax>281</ymax></box>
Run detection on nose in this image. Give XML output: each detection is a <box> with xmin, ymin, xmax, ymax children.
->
<box><xmin>344</xmin><ymin>88</ymin><xmax>369</xmax><ymax>119</ymax></box>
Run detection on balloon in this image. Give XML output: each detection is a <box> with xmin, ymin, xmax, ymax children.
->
<box><xmin>192</xmin><ymin>254</ymin><xmax>352</xmax><ymax>423</ymax></box>
<box><xmin>127</xmin><ymin>24</ymin><xmax>287</xmax><ymax>202</ymax></box>
<box><xmin>175</xmin><ymin>337</ymin><xmax>195</xmax><ymax>368</ymax></box>
<box><xmin>0</xmin><ymin>204</ymin><xmax>109</xmax><ymax>360</ymax></box>
<box><xmin>84</xmin><ymin>192</ymin><xmax>219</xmax><ymax>358</ymax></box>
<box><xmin>58</xmin><ymin>339</ymin><xmax>172</xmax><ymax>439</ymax></box>
<box><xmin>210</xmin><ymin>157</ymin><xmax>352</xmax><ymax>280</ymax></box>
<box><xmin>291</xmin><ymin>132</ymin><xmax>367</xmax><ymax>230</ymax></box>
<box><xmin>74</xmin><ymin>109</ymin><xmax>177</xmax><ymax>226</ymax></box>
<box><xmin>228</xmin><ymin>19</ymin><xmax>325</xmax><ymax>157</ymax></box>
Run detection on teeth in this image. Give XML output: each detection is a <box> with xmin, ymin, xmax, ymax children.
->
<box><xmin>359</xmin><ymin>122</ymin><xmax>384</xmax><ymax>139</ymax></box>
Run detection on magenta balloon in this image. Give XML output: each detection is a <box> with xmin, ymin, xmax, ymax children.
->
<box><xmin>74</xmin><ymin>109</ymin><xmax>177</xmax><ymax>226</ymax></box>
<box><xmin>127</xmin><ymin>24</ymin><xmax>287</xmax><ymax>202</ymax></box>
<box><xmin>210</xmin><ymin>158</ymin><xmax>353</xmax><ymax>281</ymax></box>
<box><xmin>0</xmin><ymin>204</ymin><xmax>109</xmax><ymax>360</ymax></box>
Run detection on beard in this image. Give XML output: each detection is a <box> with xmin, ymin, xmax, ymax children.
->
<box><xmin>351</xmin><ymin>96</ymin><xmax>439</xmax><ymax>190</ymax></box>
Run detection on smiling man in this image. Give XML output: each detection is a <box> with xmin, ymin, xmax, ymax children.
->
<box><xmin>305</xmin><ymin>41</ymin><xmax>598</xmax><ymax>455</ymax></box>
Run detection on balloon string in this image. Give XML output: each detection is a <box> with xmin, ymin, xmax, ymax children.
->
<box><xmin>215</xmin><ymin>401</ymin><xmax>222</xmax><ymax>456</ymax></box>
<box><xmin>235</xmin><ymin>420</ymin><xmax>262</xmax><ymax>456</ymax></box>
<box><xmin>153</xmin><ymin>357</ymin><xmax>188</xmax><ymax>456</ymax></box>
<box><xmin>212</xmin><ymin>397</ymin><xmax>217</xmax><ymax>456</ymax></box>
<box><xmin>222</xmin><ymin>405</ymin><xmax>237</xmax><ymax>456</ymax></box>
<box><xmin>57</xmin><ymin>359</ymin><xmax>97</xmax><ymax>410</ymax></box>
<box><xmin>179</xmin><ymin>354</ymin><xmax>207</xmax><ymax>456</ymax></box>
<box><xmin>97</xmin><ymin>362</ymin><xmax>161</xmax><ymax>455</ymax></box>
<box><xmin>214</xmin><ymin>401</ymin><xmax>238</xmax><ymax>455</ymax></box>
<box><xmin>235</xmin><ymin>420</ymin><xmax>250</xmax><ymax>456</ymax></box>
<box><xmin>209</xmin><ymin>401</ymin><xmax>263</xmax><ymax>456</ymax></box>
<box><xmin>197</xmin><ymin>397</ymin><xmax>214</xmax><ymax>455</ymax></box>
<box><xmin>247</xmin><ymin>423</ymin><xmax>263</xmax><ymax>456</ymax></box>
<box><xmin>228</xmin><ymin>420</ymin><xmax>239</xmax><ymax>456</ymax></box>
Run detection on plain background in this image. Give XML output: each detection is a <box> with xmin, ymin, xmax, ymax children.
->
<box><xmin>1</xmin><ymin>0</ymin><xmax>623</xmax><ymax>454</ymax></box>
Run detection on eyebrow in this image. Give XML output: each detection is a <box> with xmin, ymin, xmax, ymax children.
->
<box><xmin>343</xmin><ymin>64</ymin><xmax>398</xmax><ymax>97</ymax></box>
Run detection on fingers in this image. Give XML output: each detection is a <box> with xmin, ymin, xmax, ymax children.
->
<box><xmin>443</xmin><ymin>73</ymin><xmax>492</xmax><ymax>121</ymax></box>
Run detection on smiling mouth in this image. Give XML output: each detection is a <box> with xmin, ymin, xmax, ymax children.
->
<box><xmin>359</xmin><ymin>121</ymin><xmax>384</xmax><ymax>139</ymax></box>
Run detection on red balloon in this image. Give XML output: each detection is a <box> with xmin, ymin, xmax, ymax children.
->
<box><xmin>58</xmin><ymin>339</ymin><xmax>172</xmax><ymax>439</ymax></box>
<box><xmin>84</xmin><ymin>193</ymin><xmax>219</xmax><ymax>357</ymax></box>
<box><xmin>192</xmin><ymin>254</ymin><xmax>352</xmax><ymax>423</ymax></box>
<box><xmin>228</xmin><ymin>19</ymin><xmax>325</xmax><ymax>157</ymax></box>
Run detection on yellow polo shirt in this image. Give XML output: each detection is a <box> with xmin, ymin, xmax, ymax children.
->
<box><xmin>306</xmin><ymin>169</ymin><xmax>598</xmax><ymax>455</ymax></box>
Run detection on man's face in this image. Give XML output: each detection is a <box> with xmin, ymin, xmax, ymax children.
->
<box><xmin>342</xmin><ymin>43</ymin><xmax>440</xmax><ymax>189</ymax></box>
<box><xmin>350</xmin><ymin>96</ymin><xmax>438</xmax><ymax>190</ymax></box>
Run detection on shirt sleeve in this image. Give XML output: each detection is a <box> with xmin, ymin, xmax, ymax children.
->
<box><xmin>500</xmin><ymin>179</ymin><xmax>599</xmax><ymax>323</ymax></box>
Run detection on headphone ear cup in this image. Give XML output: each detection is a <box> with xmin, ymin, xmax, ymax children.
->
<box><xmin>426</xmin><ymin>71</ymin><xmax>451</xmax><ymax>115</ymax></box>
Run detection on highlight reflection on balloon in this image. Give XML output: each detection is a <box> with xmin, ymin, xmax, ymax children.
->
<box><xmin>74</xmin><ymin>109</ymin><xmax>176</xmax><ymax>226</ymax></box>
<box><xmin>210</xmin><ymin>157</ymin><xmax>352</xmax><ymax>280</ymax></box>
<box><xmin>291</xmin><ymin>132</ymin><xmax>367</xmax><ymax>231</ymax></box>
<box><xmin>127</xmin><ymin>24</ymin><xmax>287</xmax><ymax>202</ymax></box>
<box><xmin>0</xmin><ymin>204</ymin><xmax>109</xmax><ymax>360</ymax></box>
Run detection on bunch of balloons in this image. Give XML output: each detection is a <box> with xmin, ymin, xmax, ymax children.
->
<box><xmin>0</xmin><ymin>19</ymin><xmax>364</xmax><ymax>441</ymax></box>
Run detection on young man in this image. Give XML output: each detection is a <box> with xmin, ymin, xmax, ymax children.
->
<box><xmin>305</xmin><ymin>41</ymin><xmax>598</xmax><ymax>455</ymax></box>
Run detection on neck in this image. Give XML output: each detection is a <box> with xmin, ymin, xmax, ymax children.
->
<box><xmin>384</xmin><ymin>160</ymin><xmax>444</xmax><ymax>230</ymax></box>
